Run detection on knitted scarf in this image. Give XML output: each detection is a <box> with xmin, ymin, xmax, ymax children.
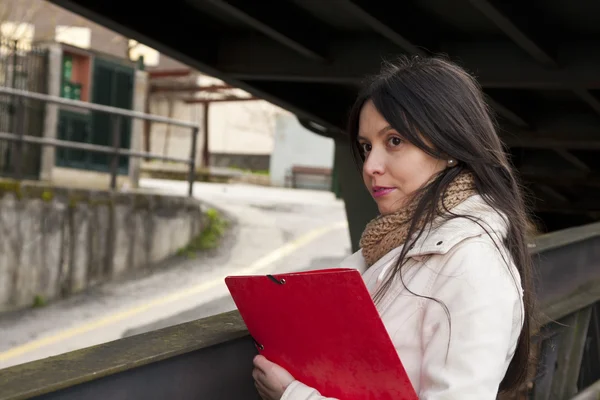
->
<box><xmin>360</xmin><ymin>172</ymin><xmax>477</xmax><ymax>267</ymax></box>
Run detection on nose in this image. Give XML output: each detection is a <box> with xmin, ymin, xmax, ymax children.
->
<box><xmin>363</xmin><ymin>148</ymin><xmax>385</xmax><ymax>176</ymax></box>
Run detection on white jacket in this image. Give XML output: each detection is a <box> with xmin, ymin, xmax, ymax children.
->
<box><xmin>282</xmin><ymin>195</ymin><xmax>525</xmax><ymax>400</ymax></box>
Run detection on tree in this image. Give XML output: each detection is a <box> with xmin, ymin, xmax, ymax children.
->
<box><xmin>0</xmin><ymin>0</ymin><xmax>42</xmax><ymax>42</ymax></box>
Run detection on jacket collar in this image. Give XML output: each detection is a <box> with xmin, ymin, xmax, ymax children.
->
<box><xmin>351</xmin><ymin>195</ymin><xmax>508</xmax><ymax>272</ymax></box>
<box><xmin>405</xmin><ymin>194</ymin><xmax>508</xmax><ymax>258</ymax></box>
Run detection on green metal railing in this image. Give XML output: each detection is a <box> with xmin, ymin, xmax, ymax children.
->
<box><xmin>0</xmin><ymin>85</ymin><xmax>200</xmax><ymax>196</ymax></box>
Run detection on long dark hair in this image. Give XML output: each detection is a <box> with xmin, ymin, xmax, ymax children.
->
<box><xmin>347</xmin><ymin>55</ymin><xmax>535</xmax><ymax>393</ymax></box>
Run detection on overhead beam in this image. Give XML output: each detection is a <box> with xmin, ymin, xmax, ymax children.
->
<box><xmin>200</xmin><ymin>0</ymin><xmax>327</xmax><ymax>61</ymax></box>
<box><xmin>330</xmin><ymin>1</ymin><xmax>540</xmax><ymax>155</ymax></box>
<box><xmin>241</xmin><ymin>80</ymin><xmax>359</xmax><ymax>131</ymax></box>
<box><xmin>485</xmin><ymin>97</ymin><xmax>529</xmax><ymax>127</ymax></box>
<box><xmin>334</xmin><ymin>0</ymin><xmax>432</xmax><ymax>56</ymax></box>
<box><xmin>467</xmin><ymin>0</ymin><xmax>557</xmax><ymax>67</ymax></box>
<box><xmin>572</xmin><ymin>88</ymin><xmax>600</xmax><ymax>116</ymax></box>
<box><xmin>47</xmin><ymin>0</ymin><xmax>600</xmax><ymax>151</ymax></box>
<box><xmin>467</xmin><ymin>1</ymin><xmax>600</xmax><ymax>123</ymax></box>
<box><xmin>519</xmin><ymin>171</ymin><xmax>600</xmax><ymax>189</ymax></box>
<box><xmin>534</xmin><ymin>199</ymin><xmax>600</xmax><ymax>213</ymax></box>
<box><xmin>218</xmin><ymin>37</ymin><xmax>600</xmax><ymax>89</ymax></box>
<box><xmin>553</xmin><ymin>149</ymin><xmax>591</xmax><ymax>173</ymax></box>
<box><xmin>471</xmin><ymin>0</ymin><xmax>600</xmax><ymax>124</ymax></box>
<box><xmin>533</xmin><ymin>184</ymin><xmax>570</xmax><ymax>205</ymax></box>
<box><xmin>482</xmin><ymin>99</ymin><xmax>588</xmax><ymax>173</ymax></box>
<box><xmin>333</xmin><ymin>0</ymin><xmax>532</xmax><ymax>131</ymax></box>
<box><xmin>505</xmin><ymin>136</ymin><xmax>600</xmax><ymax>151</ymax></box>
<box><xmin>518</xmin><ymin>155</ymin><xmax>598</xmax><ymax>184</ymax></box>
<box><xmin>48</xmin><ymin>0</ymin><xmax>345</xmax><ymax>138</ymax></box>
<box><xmin>150</xmin><ymin>84</ymin><xmax>232</xmax><ymax>93</ymax></box>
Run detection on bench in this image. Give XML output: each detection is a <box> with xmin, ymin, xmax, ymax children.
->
<box><xmin>286</xmin><ymin>165</ymin><xmax>332</xmax><ymax>189</ymax></box>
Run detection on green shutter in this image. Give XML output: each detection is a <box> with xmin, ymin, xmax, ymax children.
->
<box><xmin>90</xmin><ymin>58</ymin><xmax>134</xmax><ymax>174</ymax></box>
<box><xmin>56</xmin><ymin>56</ymin><xmax>134</xmax><ymax>174</ymax></box>
<box><xmin>61</xmin><ymin>55</ymin><xmax>73</xmax><ymax>99</ymax></box>
<box><xmin>56</xmin><ymin>110</ymin><xmax>91</xmax><ymax>168</ymax></box>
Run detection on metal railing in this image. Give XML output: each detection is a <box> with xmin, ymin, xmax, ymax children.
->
<box><xmin>0</xmin><ymin>85</ymin><xmax>200</xmax><ymax>196</ymax></box>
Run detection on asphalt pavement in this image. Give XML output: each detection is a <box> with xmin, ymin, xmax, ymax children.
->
<box><xmin>0</xmin><ymin>179</ymin><xmax>352</xmax><ymax>369</ymax></box>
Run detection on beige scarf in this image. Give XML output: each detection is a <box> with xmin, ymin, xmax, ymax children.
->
<box><xmin>360</xmin><ymin>172</ymin><xmax>477</xmax><ymax>267</ymax></box>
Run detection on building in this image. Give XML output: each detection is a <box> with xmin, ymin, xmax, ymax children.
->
<box><xmin>270</xmin><ymin>114</ymin><xmax>335</xmax><ymax>190</ymax></box>
<box><xmin>0</xmin><ymin>0</ymin><xmax>289</xmax><ymax>188</ymax></box>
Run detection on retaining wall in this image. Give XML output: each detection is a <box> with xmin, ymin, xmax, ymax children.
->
<box><xmin>0</xmin><ymin>180</ymin><xmax>205</xmax><ymax>312</ymax></box>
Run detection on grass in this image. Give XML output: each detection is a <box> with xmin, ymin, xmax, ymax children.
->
<box><xmin>32</xmin><ymin>295</ymin><xmax>47</xmax><ymax>308</ymax></box>
<box><xmin>177</xmin><ymin>208</ymin><xmax>229</xmax><ymax>258</ymax></box>
<box><xmin>228</xmin><ymin>166</ymin><xmax>270</xmax><ymax>176</ymax></box>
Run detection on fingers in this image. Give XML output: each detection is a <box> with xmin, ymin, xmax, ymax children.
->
<box><xmin>252</xmin><ymin>367</ymin><xmax>265</xmax><ymax>382</ymax></box>
<box><xmin>253</xmin><ymin>354</ymin><xmax>271</xmax><ymax>370</ymax></box>
<box><xmin>254</xmin><ymin>376</ymin><xmax>269</xmax><ymax>392</ymax></box>
<box><xmin>253</xmin><ymin>367</ymin><xmax>270</xmax><ymax>400</ymax></box>
<box><xmin>254</xmin><ymin>380</ymin><xmax>269</xmax><ymax>400</ymax></box>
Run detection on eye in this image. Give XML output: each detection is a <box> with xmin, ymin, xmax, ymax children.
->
<box><xmin>360</xmin><ymin>142</ymin><xmax>372</xmax><ymax>153</ymax></box>
<box><xmin>388</xmin><ymin>136</ymin><xmax>403</xmax><ymax>147</ymax></box>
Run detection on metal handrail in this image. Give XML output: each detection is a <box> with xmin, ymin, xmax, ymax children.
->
<box><xmin>0</xmin><ymin>86</ymin><xmax>200</xmax><ymax>196</ymax></box>
<box><xmin>0</xmin><ymin>86</ymin><xmax>198</xmax><ymax>128</ymax></box>
<box><xmin>0</xmin><ymin>132</ymin><xmax>191</xmax><ymax>164</ymax></box>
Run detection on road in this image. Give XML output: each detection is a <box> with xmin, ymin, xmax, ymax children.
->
<box><xmin>0</xmin><ymin>179</ymin><xmax>352</xmax><ymax>370</ymax></box>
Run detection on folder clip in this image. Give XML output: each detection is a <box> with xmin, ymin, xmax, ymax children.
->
<box><xmin>252</xmin><ymin>337</ymin><xmax>264</xmax><ymax>350</ymax></box>
<box><xmin>267</xmin><ymin>275</ymin><xmax>286</xmax><ymax>285</ymax></box>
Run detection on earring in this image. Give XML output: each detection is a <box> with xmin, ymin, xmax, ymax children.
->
<box><xmin>447</xmin><ymin>159</ymin><xmax>457</xmax><ymax>167</ymax></box>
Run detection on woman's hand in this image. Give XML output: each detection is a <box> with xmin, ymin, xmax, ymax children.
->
<box><xmin>252</xmin><ymin>355</ymin><xmax>295</xmax><ymax>400</ymax></box>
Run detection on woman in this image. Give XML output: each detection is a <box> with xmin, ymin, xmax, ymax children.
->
<box><xmin>252</xmin><ymin>56</ymin><xmax>534</xmax><ymax>399</ymax></box>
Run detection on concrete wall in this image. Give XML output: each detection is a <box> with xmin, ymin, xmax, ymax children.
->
<box><xmin>0</xmin><ymin>181</ymin><xmax>205</xmax><ymax>313</ymax></box>
<box><xmin>269</xmin><ymin>114</ymin><xmax>335</xmax><ymax>189</ymax></box>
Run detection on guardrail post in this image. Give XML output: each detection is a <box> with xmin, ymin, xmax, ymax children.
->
<box><xmin>110</xmin><ymin>115</ymin><xmax>121</xmax><ymax>190</ymax></box>
<box><xmin>13</xmin><ymin>98</ymin><xmax>25</xmax><ymax>180</ymax></box>
<box><xmin>188</xmin><ymin>127</ymin><xmax>199</xmax><ymax>197</ymax></box>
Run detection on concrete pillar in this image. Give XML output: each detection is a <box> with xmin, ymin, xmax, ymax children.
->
<box><xmin>128</xmin><ymin>70</ymin><xmax>148</xmax><ymax>188</ymax></box>
<box><xmin>334</xmin><ymin>138</ymin><xmax>378</xmax><ymax>252</ymax></box>
<box><xmin>39</xmin><ymin>43</ymin><xmax>62</xmax><ymax>182</ymax></box>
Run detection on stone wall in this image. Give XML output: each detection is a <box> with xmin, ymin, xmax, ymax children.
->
<box><xmin>0</xmin><ymin>181</ymin><xmax>205</xmax><ymax>312</ymax></box>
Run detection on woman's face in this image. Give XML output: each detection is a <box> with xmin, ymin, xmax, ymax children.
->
<box><xmin>358</xmin><ymin>100</ymin><xmax>446</xmax><ymax>215</ymax></box>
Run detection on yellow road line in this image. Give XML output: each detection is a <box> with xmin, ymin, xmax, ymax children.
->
<box><xmin>0</xmin><ymin>220</ymin><xmax>348</xmax><ymax>362</ymax></box>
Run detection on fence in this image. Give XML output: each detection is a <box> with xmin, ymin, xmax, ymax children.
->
<box><xmin>0</xmin><ymin>38</ymin><xmax>48</xmax><ymax>179</ymax></box>
<box><xmin>0</xmin><ymin>85</ymin><xmax>200</xmax><ymax>196</ymax></box>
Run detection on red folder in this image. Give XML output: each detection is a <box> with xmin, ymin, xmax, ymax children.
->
<box><xmin>225</xmin><ymin>268</ymin><xmax>417</xmax><ymax>400</ymax></box>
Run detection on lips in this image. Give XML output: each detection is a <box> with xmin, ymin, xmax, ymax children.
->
<box><xmin>372</xmin><ymin>186</ymin><xmax>396</xmax><ymax>198</ymax></box>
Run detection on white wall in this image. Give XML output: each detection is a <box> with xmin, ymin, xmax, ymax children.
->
<box><xmin>270</xmin><ymin>114</ymin><xmax>335</xmax><ymax>187</ymax></box>
<box><xmin>209</xmin><ymin>100</ymin><xmax>277</xmax><ymax>155</ymax></box>
<box><xmin>147</xmin><ymin>97</ymin><xmax>204</xmax><ymax>166</ymax></box>
<box><xmin>197</xmin><ymin>75</ymin><xmax>280</xmax><ymax>155</ymax></box>
<box><xmin>147</xmin><ymin>74</ymin><xmax>284</xmax><ymax>165</ymax></box>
